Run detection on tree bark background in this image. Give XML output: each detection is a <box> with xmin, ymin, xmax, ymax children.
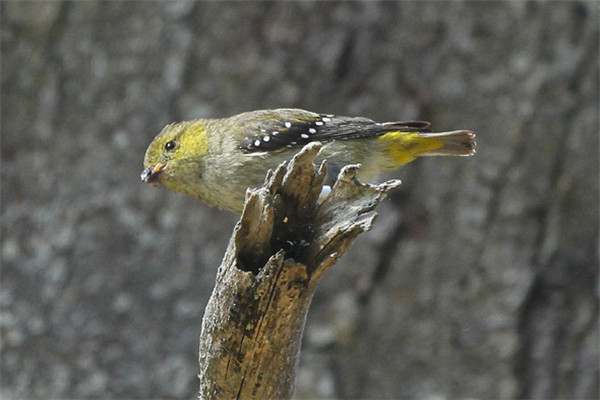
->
<box><xmin>1</xmin><ymin>2</ymin><xmax>597</xmax><ymax>399</ymax></box>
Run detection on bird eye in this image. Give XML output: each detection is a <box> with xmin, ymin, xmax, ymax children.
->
<box><xmin>165</xmin><ymin>140</ymin><xmax>177</xmax><ymax>151</ymax></box>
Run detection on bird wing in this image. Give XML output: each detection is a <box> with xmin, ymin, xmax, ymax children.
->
<box><xmin>237</xmin><ymin>109</ymin><xmax>431</xmax><ymax>153</ymax></box>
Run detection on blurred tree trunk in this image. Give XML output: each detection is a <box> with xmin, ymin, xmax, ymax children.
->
<box><xmin>1</xmin><ymin>2</ymin><xmax>597</xmax><ymax>399</ymax></box>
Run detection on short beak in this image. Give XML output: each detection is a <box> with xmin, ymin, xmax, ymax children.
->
<box><xmin>140</xmin><ymin>163</ymin><xmax>164</xmax><ymax>187</ymax></box>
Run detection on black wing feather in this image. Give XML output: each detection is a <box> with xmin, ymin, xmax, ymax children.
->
<box><xmin>239</xmin><ymin>113</ymin><xmax>431</xmax><ymax>153</ymax></box>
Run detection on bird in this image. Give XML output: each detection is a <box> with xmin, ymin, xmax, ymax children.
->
<box><xmin>141</xmin><ymin>108</ymin><xmax>475</xmax><ymax>213</ymax></box>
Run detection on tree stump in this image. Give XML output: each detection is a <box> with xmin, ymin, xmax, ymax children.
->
<box><xmin>198</xmin><ymin>143</ymin><xmax>401</xmax><ymax>399</ymax></box>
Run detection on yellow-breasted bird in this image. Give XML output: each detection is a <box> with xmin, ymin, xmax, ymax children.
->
<box><xmin>141</xmin><ymin>108</ymin><xmax>475</xmax><ymax>213</ymax></box>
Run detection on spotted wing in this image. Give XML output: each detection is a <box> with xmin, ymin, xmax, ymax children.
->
<box><xmin>238</xmin><ymin>111</ymin><xmax>431</xmax><ymax>153</ymax></box>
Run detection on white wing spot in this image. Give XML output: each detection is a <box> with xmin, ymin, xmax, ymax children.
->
<box><xmin>309</xmin><ymin>128</ymin><xmax>317</xmax><ymax>134</ymax></box>
<box><xmin>248</xmin><ymin>151</ymin><xmax>269</xmax><ymax>158</ymax></box>
<box><xmin>272</xmin><ymin>131</ymin><xmax>278</xmax><ymax>136</ymax></box>
<box><xmin>254</xmin><ymin>139</ymin><xmax>261</xmax><ymax>147</ymax></box>
<box><xmin>263</xmin><ymin>136</ymin><xmax>270</xmax><ymax>142</ymax></box>
<box><xmin>321</xmin><ymin>117</ymin><xmax>331</xmax><ymax>122</ymax></box>
<box><xmin>301</xmin><ymin>133</ymin><xmax>309</xmax><ymax>139</ymax></box>
<box><xmin>284</xmin><ymin>122</ymin><xmax>292</xmax><ymax>128</ymax></box>
<box><xmin>315</xmin><ymin>121</ymin><xmax>324</xmax><ymax>126</ymax></box>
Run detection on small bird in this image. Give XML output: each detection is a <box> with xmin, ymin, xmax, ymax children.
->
<box><xmin>141</xmin><ymin>108</ymin><xmax>475</xmax><ymax>213</ymax></box>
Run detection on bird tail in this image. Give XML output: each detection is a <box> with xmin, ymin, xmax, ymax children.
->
<box><xmin>417</xmin><ymin>130</ymin><xmax>476</xmax><ymax>156</ymax></box>
<box><xmin>378</xmin><ymin>130</ymin><xmax>476</xmax><ymax>167</ymax></box>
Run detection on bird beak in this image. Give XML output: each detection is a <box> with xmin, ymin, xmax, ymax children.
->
<box><xmin>140</xmin><ymin>163</ymin><xmax>165</xmax><ymax>187</ymax></box>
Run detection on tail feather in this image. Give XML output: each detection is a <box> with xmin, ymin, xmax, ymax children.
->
<box><xmin>419</xmin><ymin>130</ymin><xmax>476</xmax><ymax>156</ymax></box>
<box><xmin>377</xmin><ymin>129</ymin><xmax>476</xmax><ymax>169</ymax></box>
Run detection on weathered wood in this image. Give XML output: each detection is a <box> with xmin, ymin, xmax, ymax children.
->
<box><xmin>198</xmin><ymin>143</ymin><xmax>401</xmax><ymax>399</ymax></box>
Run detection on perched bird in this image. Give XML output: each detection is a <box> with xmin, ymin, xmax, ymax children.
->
<box><xmin>141</xmin><ymin>108</ymin><xmax>475</xmax><ymax>213</ymax></box>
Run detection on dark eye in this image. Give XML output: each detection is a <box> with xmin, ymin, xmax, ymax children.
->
<box><xmin>165</xmin><ymin>140</ymin><xmax>177</xmax><ymax>151</ymax></box>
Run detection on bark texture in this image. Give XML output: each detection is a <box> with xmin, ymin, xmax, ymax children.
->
<box><xmin>1</xmin><ymin>2</ymin><xmax>598</xmax><ymax>399</ymax></box>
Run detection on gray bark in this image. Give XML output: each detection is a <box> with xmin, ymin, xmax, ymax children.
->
<box><xmin>1</xmin><ymin>2</ymin><xmax>597</xmax><ymax>399</ymax></box>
